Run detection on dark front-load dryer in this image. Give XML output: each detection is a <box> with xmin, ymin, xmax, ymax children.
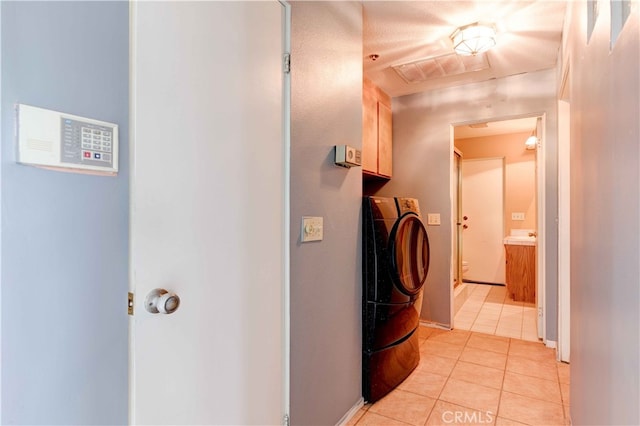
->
<box><xmin>362</xmin><ymin>196</ymin><xmax>430</xmax><ymax>403</ymax></box>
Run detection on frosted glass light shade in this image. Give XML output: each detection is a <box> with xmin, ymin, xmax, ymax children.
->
<box><xmin>451</xmin><ymin>23</ymin><xmax>496</xmax><ymax>56</ymax></box>
<box><xmin>525</xmin><ymin>135</ymin><xmax>538</xmax><ymax>149</ymax></box>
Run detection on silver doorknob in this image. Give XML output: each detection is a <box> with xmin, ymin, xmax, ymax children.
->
<box><xmin>145</xmin><ymin>288</ymin><xmax>180</xmax><ymax>314</ymax></box>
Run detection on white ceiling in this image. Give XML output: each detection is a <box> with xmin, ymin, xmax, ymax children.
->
<box><xmin>454</xmin><ymin>116</ymin><xmax>538</xmax><ymax>139</ymax></box>
<box><xmin>362</xmin><ymin>1</ymin><xmax>567</xmax><ymax>137</ymax></box>
<box><xmin>363</xmin><ymin>1</ymin><xmax>567</xmax><ymax>98</ymax></box>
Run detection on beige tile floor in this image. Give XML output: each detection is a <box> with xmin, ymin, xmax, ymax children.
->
<box><xmin>349</xmin><ymin>328</ymin><xmax>571</xmax><ymax>426</ymax></box>
<box><xmin>454</xmin><ymin>284</ymin><xmax>538</xmax><ymax>342</ymax></box>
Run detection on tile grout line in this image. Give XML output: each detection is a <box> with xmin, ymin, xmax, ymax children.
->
<box><xmin>557</xmin><ymin>359</ymin><xmax>571</xmax><ymax>423</ymax></box>
<box><xmin>493</xmin><ymin>337</ymin><xmax>512</xmax><ymax>425</ymax></box>
<box><xmin>505</xmin><ymin>336</ymin><xmax>568</xmax><ymax>425</ymax></box>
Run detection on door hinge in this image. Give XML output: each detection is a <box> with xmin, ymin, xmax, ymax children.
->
<box><xmin>283</xmin><ymin>53</ymin><xmax>291</xmax><ymax>74</ymax></box>
<box><xmin>538</xmin><ymin>306</ymin><xmax>543</xmax><ymax>317</ymax></box>
<box><xmin>128</xmin><ymin>292</ymin><xmax>134</xmax><ymax>316</ymax></box>
<box><xmin>283</xmin><ymin>413</ymin><xmax>290</xmax><ymax>426</ymax></box>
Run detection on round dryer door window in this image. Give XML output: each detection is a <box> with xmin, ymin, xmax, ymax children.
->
<box><xmin>389</xmin><ymin>213</ymin><xmax>430</xmax><ymax>295</ymax></box>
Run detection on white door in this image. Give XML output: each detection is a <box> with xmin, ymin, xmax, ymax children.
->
<box><xmin>462</xmin><ymin>158</ymin><xmax>505</xmax><ymax>284</ymax></box>
<box><xmin>130</xmin><ymin>2</ymin><xmax>288</xmax><ymax>424</ymax></box>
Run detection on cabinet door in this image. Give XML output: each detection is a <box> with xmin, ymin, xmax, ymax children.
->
<box><xmin>505</xmin><ymin>245</ymin><xmax>536</xmax><ymax>303</ymax></box>
<box><xmin>362</xmin><ymin>81</ymin><xmax>378</xmax><ymax>173</ymax></box>
<box><xmin>378</xmin><ymin>102</ymin><xmax>393</xmax><ymax>177</ymax></box>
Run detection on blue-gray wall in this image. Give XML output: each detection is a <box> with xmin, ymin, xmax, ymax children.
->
<box><xmin>1</xmin><ymin>2</ymin><xmax>129</xmax><ymax>424</ymax></box>
<box><xmin>564</xmin><ymin>2</ymin><xmax>639</xmax><ymax>424</ymax></box>
<box><xmin>290</xmin><ymin>2</ymin><xmax>363</xmax><ymax>424</ymax></box>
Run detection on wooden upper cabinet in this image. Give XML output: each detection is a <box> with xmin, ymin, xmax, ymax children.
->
<box><xmin>362</xmin><ymin>81</ymin><xmax>378</xmax><ymax>173</ymax></box>
<box><xmin>377</xmin><ymin>102</ymin><xmax>392</xmax><ymax>177</ymax></box>
<box><xmin>362</xmin><ymin>77</ymin><xmax>392</xmax><ymax>178</ymax></box>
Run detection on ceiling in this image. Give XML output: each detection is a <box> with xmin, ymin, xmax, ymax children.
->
<box><xmin>363</xmin><ymin>1</ymin><xmax>568</xmax><ymax>99</ymax></box>
<box><xmin>454</xmin><ymin>116</ymin><xmax>538</xmax><ymax>139</ymax></box>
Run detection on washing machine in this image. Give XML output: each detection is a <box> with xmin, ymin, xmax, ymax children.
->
<box><xmin>362</xmin><ymin>196</ymin><xmax>430</xmax><ymax>403</ymax></box>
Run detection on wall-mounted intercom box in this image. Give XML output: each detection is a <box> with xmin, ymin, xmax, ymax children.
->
<box><xmin>334</xmin><ymin>145</ymin><xmax>362</xmax><ymax>168</ymax></box>
<box><xmin>16</xmin><ymin>104</ymin><xmax>118</xmax><ymax>175</ymax></box>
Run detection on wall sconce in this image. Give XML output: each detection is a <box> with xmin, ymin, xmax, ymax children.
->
<box><xmin>450</xmin><ymin>23</ymin><xmax>496</xmax><ymax>56</ymax></box>
<box><xmin>525</xmin><ymin>134</ymin><xmax>538</xmax><ymax>150</ymax></box>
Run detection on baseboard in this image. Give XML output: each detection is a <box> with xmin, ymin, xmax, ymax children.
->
<box><xmin>336</xmin><ymin>397</ymin><xmax>364</xmax><ymax>426</ymax></box>
<box><xmin>545</xmin><ymin>339</ymin><xmax>557</xmax><ymax>349</ymax></box>
<box><xmin>454</xmin><ymin>283</ymin><xmax>470</xmax><ymax>316</ymax></box>
<box><xmin>419</xmin><ymin>320</ymin><xmax>451</xmax><ymax>330</ymax></box>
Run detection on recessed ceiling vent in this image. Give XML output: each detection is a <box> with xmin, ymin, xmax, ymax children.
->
<box><xmin>392</xmin><ymin>52</ymin><xmax>490</xmax><ymax>83</ymax></box>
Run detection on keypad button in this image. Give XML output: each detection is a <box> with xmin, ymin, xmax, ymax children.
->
<box><xmin>94</xmin><ymin>153</ymin><xmax>101</xmax><ymax>159</ymax></box>
<box><xmin>83</xmin><ymin>151</ymin><xmax>92</xmax><ymax>158</ymax></box>
<box><xmin>104</xmin><ymin>146</ymin><xmax>112</xmax><ymax>152</ymax></box>
<box><xmin>103</xmin><ymin>154</ymin><xmax>112</xmax><ymax>162</ymax></box>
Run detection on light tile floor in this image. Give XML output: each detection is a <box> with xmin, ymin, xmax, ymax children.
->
<box><xmin>349</xmin><ymin>328</ymin><xmax>571</xmax><ymax>426</ymax></box>
<box><xmin>454</xmin><ymin>284</ymin><xmax>538</xmax><ymax>342</ymax></box>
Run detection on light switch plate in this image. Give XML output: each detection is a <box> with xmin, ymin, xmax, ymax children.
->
<box><xmin>512</xmin><ymin>212</ymin><xmax>525</xmax><ymax>221</ymax></box>
<box><xmin>427</xmin><ymin>213</ymin><xmax>441</xmax><ymax>225</ymax></box>
<box><xmin>301</xmin><ymin>216</ymin><xmax>323</xmax><ymax>242</ymax></box>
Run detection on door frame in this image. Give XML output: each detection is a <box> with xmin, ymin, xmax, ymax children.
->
<box><xmin>280</xmin><ymin>0</ymin><xmax>292</xmax><ymax>419</ymax></box>
<box><xmin>450</xmin><ymin>114</ymin><xmax>547</xmax><ymax>343</ymax></box>
<box><xmin>534</xmin><ymin>116</ymin><xmax>546</xmax><ymax>342</ymax></box>
<box><xmin>453</xmin><ymin>148</ymin><xmax>463</xmax><ymax>288</ymax></box>
<box><xmin>557</xmin><ymin>58</ymin><xmax>571</xmax><ymax>362</ymax></box>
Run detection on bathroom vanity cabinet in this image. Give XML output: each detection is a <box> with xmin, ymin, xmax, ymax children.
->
<box><xmin>504</xmin><ymin>244</ymin><xmax>536</xmax><ymax>303</ymax></box>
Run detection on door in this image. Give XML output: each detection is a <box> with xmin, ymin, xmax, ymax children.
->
<box><xmin>130</xmin><ymin>2</ymin><xmax>288</xmax><ymax>424</ymax></box>
<box><xmin>462</xmin><ymin>158</ymin><xmax>505</xmax><ymax>284</ymax></box>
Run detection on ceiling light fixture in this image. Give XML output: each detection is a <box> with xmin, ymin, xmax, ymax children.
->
<box><xmin>450</xmin><ymin>23</ymin><xmax>496</xmax><ymax>56</ymax></box>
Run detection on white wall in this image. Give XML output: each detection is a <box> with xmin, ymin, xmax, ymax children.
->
<box><xmin>377</xmin><ymin>69</ymin><xmax>558</xmax><ymax>334</ymax></box>
<box><xmin>563</xmin><ymin>2</ymin><xmax>639</xmax><ymax>424</ymax></box>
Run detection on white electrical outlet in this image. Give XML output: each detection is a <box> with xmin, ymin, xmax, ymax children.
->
<box><xmin>301</xmin><ymin>216</ymin><xmax>323</xmax><ymax>242</ymax></box>
<box><xmin>512</xmin><ymin>212</ymin><xmax>525</xmax><ymax>221</ymax></box>
<box><xmin>427</xmin><ymin>213</ymin><xmax>441</xmax><ymax>226</ymax></box>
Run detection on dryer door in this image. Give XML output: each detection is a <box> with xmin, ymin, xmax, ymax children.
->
<box><xmin>389</xmin><ymin>213</ymin><xmax>430</xmax><ymax>296</ymax></box>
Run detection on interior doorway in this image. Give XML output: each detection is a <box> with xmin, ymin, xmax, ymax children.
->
<box><xmin>452</xmin><ymin>116</ymin><xmax>542</xmax><ymax>341</ymax></box>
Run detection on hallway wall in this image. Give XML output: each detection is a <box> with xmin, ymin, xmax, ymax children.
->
<box><xmin>563</xmin><ymin>2</ymin><xmax>639</xmax><ymax>424</ymax></box>
<box><xmin>290</xmin><ymin>2</ymin><xmax>363</xmax><ymax>424</ymax></box>
<box><xmin>1</xmin><ymin>2</ymin><xmax>129</xmax><ymax>424</ymax></box>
